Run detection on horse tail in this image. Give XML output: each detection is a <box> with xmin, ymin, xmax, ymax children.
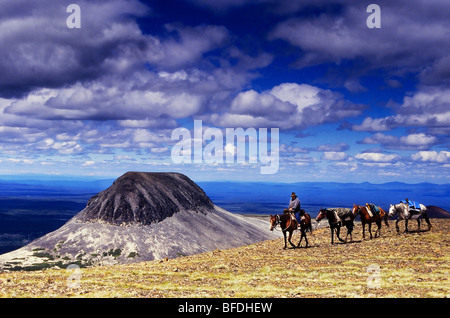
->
<box><xmin>383</xmin><ymin>209</ymin><xmax>389</xmax><ymax>227</ymax></box>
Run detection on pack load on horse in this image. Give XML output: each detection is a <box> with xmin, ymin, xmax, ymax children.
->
<box><xmin>352</xmin><ymin>204</ymin><xmax>389</xmax><ymax>240</ymax></box>
<box><xmin>316</xmin><ymin>207</ymin><xmax>355</xmax><ymax>244</ymax></box>
<box><xmin>401</xmin><ymin>198</ymin><xmax>422</xmax><ymax>213</ymax></box>
<box><xmin>388</xmin><ymin>199</ymin><xmax>432</xmax><ymax>234</ymax></box>
<box><xmin>365</xmin><ymin>203</ymin><xmax>381</xmax><ymax>217</ymax></box>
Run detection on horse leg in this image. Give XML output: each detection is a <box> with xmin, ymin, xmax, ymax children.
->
<box><xmin>288</xmin><ymin>230</ymin><xmax>296</xmax><ymax>248</ymax></box>
<box><xmin>405</xmin><ymin>219</ymin><xmax>409</xmax><ymax>233</ymax></box>
<box><xmin>342</xmin><ymin>222</ymin><xmax>347</xmax><ymax>242</ymax></box>
<box><xmin>300</xmin><ymin>230</ymin><xmax>308</xmax><ymax>248</ymax></box>
<box><xmin>395</xmin><ymin>219</ymin><xmax>401</xmax><ymax>234</ymax></box>
<box><xmin>336</xmin><ymin>225</ymin><xmax>344</xmax><ymax>243</ymax></box>
<box><xmin>375</xmin><ymin>220</ymin><xmax>381</xmax><ymax>238</ymax></box>
<box><xmin>343</xmin><ymin>222</ymin><xmax>349</xmax><ymax>243</ymax></box>
<box><xmin>345</xmin><ymin>223</ymin><xmax>352</xmax><ymax>242</ymax></box>
<box><xmin>331</xmin><ymin>227</ymin><xmax>335</xmax><ymax>244</ymax></box>
<box><xmin>297</xmin><ymin>230</ymin><xmax>303</xmax><ymax>248</ymax></box>
<box><xmin>423</xmin><ymin>213</ymin><xmax>432</xmax><ymax>230</ymax></box>
<box><xmin>417</xmin><ymin>218</ymin><xmax>421</xmax><ymax>231</ymax></box>
<box><xmin>283</xmin><ymin>231</ymin><xmax>287</xmax><ymax>249</ymax></box>
<box><xmin>348</xmin><ymin>223</ymin><xmax>354</xmax><ymax>242</ymax></box>
<box><xmin>368</xmin><ymin>222</ymin><xmax>373</xmax><ymax>239</ymax></box>
<box><xmin>362</xmin><ymin>222</ymin><xmax>366</xmax><ymax>240</ymax></box>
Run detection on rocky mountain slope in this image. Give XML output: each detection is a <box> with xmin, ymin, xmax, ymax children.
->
<box><xmin>76</xmin><ymin>172</ymin><xmax>215</xmax><ymax>225</ymax></box>
<box><xmin>0</xmin><ymin>172</ymin><xmax>279</xmax><ymax>270</ymax></box>
<box><xmin>426</xmin><ymin>205</ymin><xmax>450</xmax><ymax>218</ymax></box>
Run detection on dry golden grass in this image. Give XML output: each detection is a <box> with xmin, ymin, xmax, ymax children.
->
<box><xmin>0</xmin><ymin>219</ymin><xmax>448</xmax><ymax>298</ymax></box>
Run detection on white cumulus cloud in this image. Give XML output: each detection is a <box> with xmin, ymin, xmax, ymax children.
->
<box><xmin>355</xmin><ymin>152</ymin><xmax>400</xmax><ymax>163</ymax></box>
<box><xmin>411</xmin><ymin>151</ymin><xmax>450</xmax><ymax>163</ymax></box>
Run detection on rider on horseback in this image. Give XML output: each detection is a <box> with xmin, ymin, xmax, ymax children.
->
<box><xmin>284</xmin><ymin>192</ymin><xmax>304</xmax><ymax>224</ymax></box>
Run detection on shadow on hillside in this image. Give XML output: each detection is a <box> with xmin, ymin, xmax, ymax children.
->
<box><xmin>404</xmin><ymin>228</ymin><xmax>432</xmax><ymax>234</ymax></box>
<box><xmin>326</xmin><ymin>239</ymin><xmax>363</xmax><ymax>245</ymax></box>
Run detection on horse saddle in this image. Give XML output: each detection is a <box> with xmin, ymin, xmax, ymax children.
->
<box><xmin>366</xmin><ymin>203</ymin><xmax>380</xmax><ymax>217</ymax></box>
<box><xmin>294</xmin><ymin>209</ymin><xmax>306</xmax><ymax>224</ymax></box>
<box><xmin>401</xmin><ymin>200</ymin><xmax>421</xmax><ymax>213</ymax></box>
<box><xmin>333</xmin><ymin>208</ymin><xmax>352</xmax><ymax>221</ymax></box>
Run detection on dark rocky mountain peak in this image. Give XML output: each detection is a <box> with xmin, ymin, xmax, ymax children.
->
<box><xmin>75</xmin><ymin>172</ymin><xmax>214</xmax><ymax>225</ymax></box>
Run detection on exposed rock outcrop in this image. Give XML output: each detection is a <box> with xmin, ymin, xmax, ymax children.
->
<box><xmin>75</xmin><ymin>172</ymin><xmax>214</xmax><ymax>225</ymax></box>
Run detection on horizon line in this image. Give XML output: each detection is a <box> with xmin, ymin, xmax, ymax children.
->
<box><xmin>0</xmin><ymin>173</ymin><xmax>449</xmax><ymax>186</ymax></box>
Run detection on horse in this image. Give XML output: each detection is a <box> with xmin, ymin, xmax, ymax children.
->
<box><xmin>316</xmin><ymin>208</ymin><xmax>355</xmax><ymax>244</ymax></box>
<box><xmin>269</xmin><ymin>213</ymin><xmax>312</xmax><ymax>249</ymax></box>
<box><xmin>351</xmin><ymin>204</ymin><xmax>389</xmax><ymax>240</ymax></box>
<box><xmin>388</xmin><ymin>202</ymin><xmax>432</xmax><ymax>234</ymax></box>
<box><xmin>269</xmin><ymin>213</ymin><xmax>297</xmax><ymax>249</ymax></box>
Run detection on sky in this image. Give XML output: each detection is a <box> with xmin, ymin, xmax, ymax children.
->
<box><xmin>0</xmin><ymin>0</ymin><xmax>449</xmax><ymax>183</ymax></box>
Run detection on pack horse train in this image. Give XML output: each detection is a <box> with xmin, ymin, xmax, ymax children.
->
<box><xmin>270</xmin><ymin>199</ymin><xmax>432</xmax><ymax>248</ymax></box>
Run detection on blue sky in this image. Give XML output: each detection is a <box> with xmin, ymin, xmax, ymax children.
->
<box><xmin>0</xmin><ymin>0</ymin><xmax>449</xmax><ymax>183</ymax></box>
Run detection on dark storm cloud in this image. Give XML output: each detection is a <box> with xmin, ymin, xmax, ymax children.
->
<box><xmin>270</xmin><ymin>0</ymin><xmax>450</xmax><ymax>70</ymax></box>
<box><xmin>0</xmin><ymin>0</ymin><xmax>154</xmax><ymax>98</ymax></box>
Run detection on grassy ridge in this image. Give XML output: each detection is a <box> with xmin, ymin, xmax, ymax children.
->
<box><xmin>0</xmin><ymin>219</ymin><xmax>448</xmax><ymax>298</ymax></box>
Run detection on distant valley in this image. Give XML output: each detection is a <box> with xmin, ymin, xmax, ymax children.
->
<box><xmin>199</xmin><ymin>181</ymin><xmax>450</xmax><ymax>215</ymax></box>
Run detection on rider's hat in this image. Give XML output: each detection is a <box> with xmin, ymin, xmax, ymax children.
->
<box><xmin>291</xmin><ymin>192</ymin><xmax>297</xmax><ymax>197</ymax></box>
